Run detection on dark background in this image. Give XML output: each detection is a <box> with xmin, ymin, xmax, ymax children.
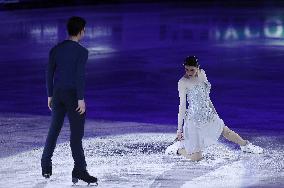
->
<box><xmin>0</xmin><ymin>0</ymin><xmax>283</xmax><ymax>131</ymax></box>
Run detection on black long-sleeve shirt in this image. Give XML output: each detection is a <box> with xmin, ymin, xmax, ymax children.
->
<box><xmin>46</xmin><ymin>40</ymin><xmax>88</xmax><ymax>100</ymax></box>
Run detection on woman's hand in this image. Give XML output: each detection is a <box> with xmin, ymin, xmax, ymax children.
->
<box><xmin>177</xmin><ymin>130</ymin><xmax>184</xmax><ymax>141</ymax></box>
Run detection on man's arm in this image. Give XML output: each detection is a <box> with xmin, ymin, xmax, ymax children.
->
<box><xmin>46</xmin><ymin>48</ymin><xmax>56</xmax><ymax>97</ymax></box>
<box><xmin>75</xmin><ymin>49</ymin><xmax>88</xmax><ymax>115</ymax></box>
<box><xmin>76</xmin><ymin>49</ymin><xmax>88</xmax><ymax>100</ymax></box>
<box><xmin>46</xmin><ymin>48</ymin><xmax>56</xmax><ymax>110</ymax></box>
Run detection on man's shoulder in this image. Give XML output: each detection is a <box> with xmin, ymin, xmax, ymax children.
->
<box><xmin>50</xmin><ymin>41</ymin><xmax>64</xmax><ymax>52</ymax></box>
<box><xmin>68</xmin><ymin>42</ymin><xmax>89</xmax><ymax>60</ymax></box>
<box><xmin>74</xmin><ymin>42</ymin><xmax>88</xmax><ymax>56</ymax></box>
<box><xmin>49</xmin><ymin>44</ymin><xmax>58</xmax><ymax>55</ymax></box>
<box><xmin>51</xmin><ymin>40</ymin><xmax>88</xmax><ymax>54</ymax></box>
<box><xmin>78</xmin><ymin>45</ymin><xmax>88</xmax><ymax>55</ymax></box>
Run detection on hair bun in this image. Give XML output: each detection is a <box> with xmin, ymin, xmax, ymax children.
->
<box><xmin>183</xmin><ymin>56</ymin><xmax>199</xmax><ymax>67</ymax></box>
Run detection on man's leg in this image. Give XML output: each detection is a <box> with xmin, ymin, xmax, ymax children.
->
<box><xmin>65</xmin><ymin>91</ymin><xmax>87</xmax><ymax>171</ymax></box>
<box><xmin>64</xmin><ymin>90</ymin><xmax>98</xmax><ymax>185</ymax></box>
<box><xmin>41</xmin><ymin>92</ymin><xmax>66</xmax><ymax>176</ymax></box>
<box><xmin>68</xmin><ymin>110</ymin><xmax>87</xmax><ymax>170</ymax></box>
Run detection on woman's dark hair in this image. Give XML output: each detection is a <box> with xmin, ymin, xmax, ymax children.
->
<box><xmin>183</xmin><ymin>56</ymin><xmax>199</xmax><ymax>68</ymax></box>
<box><xmin>67</xmin><ymin>16</ymin><xmax>86</xmax><ymax>36</ymax></box>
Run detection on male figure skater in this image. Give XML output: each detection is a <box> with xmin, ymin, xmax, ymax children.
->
<box><xmin>41</xmin><ymin>16</ymin><xmax>98</xmax><ymax>185</ymax></box>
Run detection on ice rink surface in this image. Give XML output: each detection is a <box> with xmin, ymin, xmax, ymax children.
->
<box><xmin>1</xmin><ymin>2</ymin><xmax>284</xmax><ymax>187</ymax></box>
<box><xmin>0</xmin><ymin>114</ymin><xmax>283</xmax><ymax>188</ymax></box>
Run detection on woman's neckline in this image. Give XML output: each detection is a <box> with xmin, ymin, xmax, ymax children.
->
<box><xmin>183</xmin><ymin>74</ymin><xmax>199</xmax><ymax>80</ymax></box>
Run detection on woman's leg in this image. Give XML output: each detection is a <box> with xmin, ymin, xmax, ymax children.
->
<box><xmin>222</xmin><ymin>126</ymin><xmax>247</xmax><ymax>146</ymax></box>
<box><xmin>178</xmin><ymin>148</ymin><xmax>203</xmax><ymax>161</ymax></box>
<box><xmin>222</xmin><ymin>126</ymin><xmax>264</xmax><ymax>154</ymax></box>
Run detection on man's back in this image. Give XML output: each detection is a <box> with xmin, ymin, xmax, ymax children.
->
<box><xmin>42</xmin><ymin>16</ymin><xmax>98</xmax><ymax>185</ymax></box>
<box><xmin>46</xmin><ymin>39</ymin><xmax>88</xmax><ymax>100</ymax></box>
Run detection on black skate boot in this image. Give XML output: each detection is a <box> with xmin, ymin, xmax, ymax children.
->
<box><xmin>41</xmin><ymin>165</ymin><xmax>52</xmax><ymax>179</ymax></box>
<box><xmin>72</xmin><ymin>169</ymin><xmax>98</xmax><ymax>185</ymax></box>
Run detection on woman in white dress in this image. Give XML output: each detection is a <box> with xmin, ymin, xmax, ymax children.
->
<box><xmin>165</xmin><ymin>56</ymin><xmax>263</xmax><ymax>161</ymax></box>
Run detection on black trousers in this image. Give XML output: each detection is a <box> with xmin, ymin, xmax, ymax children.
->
<box><xmin>41</xmin><ymin>88</ymin><xmax>87</xmax><ymax>171</ymax></box>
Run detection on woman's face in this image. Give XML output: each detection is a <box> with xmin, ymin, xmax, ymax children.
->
<box><xmin>184</xmin><ymin>65</ymin><xmax>198</xmax><ymax>77</ymax></box>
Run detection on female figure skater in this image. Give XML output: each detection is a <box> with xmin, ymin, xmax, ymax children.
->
<box><xmin>165</xmin><ymin>56</ymin><xmax>263</xmax><ymax>161</ymax></box>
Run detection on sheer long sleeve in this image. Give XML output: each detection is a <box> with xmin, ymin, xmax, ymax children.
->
<box><xmin>209</xmin><ymin>100</ymin><xmax>217</xmax><ymax>114</ymax></box>
<box><xmin>201</xmin><ymin>69</ymin><xmax>208</xmax><ymax>82</ymax></box>
<box><xmin>178</xmin><ymin>79</ymin><xmax>187</xmax><ymax>131</ymax></box>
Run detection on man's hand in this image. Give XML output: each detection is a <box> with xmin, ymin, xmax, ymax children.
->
<box><xmin>76</xmin><ymin>100</ymin><xmax>86</xmax><ymax>115</ymax></box>
<box><xmin>48</xmin><ymin>97</ymin><xmax>52</xmax><ymax>111</ymax></box>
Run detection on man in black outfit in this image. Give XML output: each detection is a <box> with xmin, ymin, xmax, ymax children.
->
<box><xmin>41</xmin><ymin>16</ymin><xmax>97</xmax><ymax>185</ymax></box>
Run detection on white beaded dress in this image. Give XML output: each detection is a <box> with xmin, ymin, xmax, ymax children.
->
<box><xmin>178</xmin><ymin>69</ymin><xmax>225</xmax><ymax>154</ymax></box>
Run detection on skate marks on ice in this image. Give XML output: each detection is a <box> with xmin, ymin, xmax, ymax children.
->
<box><xmin>150</xmin><ymin>134</ymin><xmax>284</xmax><ymax>188</ymax></box>
<box><xmin>0</xmin><ymin>113</ymin><xmax>174</xmax><ymax>158</ymax></box>
<box><xmin>150</xmin><ymin>143</ymin><xmax>241</xmax><ymax>188</ymax></box>
<box><xmin>0</xmin><ymin>133</ymin><xmax>283</xmax><ymax>188</ymax></box>
<box><xmin>0</xmin><ymin>133</ymin><xmax>172</xmax><ymax>188</ymax></box>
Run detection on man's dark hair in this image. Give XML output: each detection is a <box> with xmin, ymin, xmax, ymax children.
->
<box><xmin>67</xmin><ymin>16</ymin><xmax>86</xmax><ymax>36</ymax></box>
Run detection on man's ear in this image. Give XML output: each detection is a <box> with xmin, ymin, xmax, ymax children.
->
<box><xmin>80</xmin><ymin>29</ymin><xmax>84</xmax><ymax>37</ymax></box>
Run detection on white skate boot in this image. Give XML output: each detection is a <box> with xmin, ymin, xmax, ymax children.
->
<box><xmin>240</xmin><ymin>141</ymin><xmax>263</xmax><ymax>154</ymax></box>
<box><xmin>165</xmin><ymin>140</ymin><xmax>183</xmax><ymax>155</ymax></box>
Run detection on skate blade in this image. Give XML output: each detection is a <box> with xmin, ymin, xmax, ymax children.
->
<box><xmin>72</xmin><ymin>177</ymin><xmax>78</xmax><ymax>186</ymax></box>
<box><xmin>72</xmin><ymin>178</ymin><xmax>98</xmax><ymax>186</ymax></box>
<box><xmin>43</xmin><ymin>174</ymin><xmax>51</xmax><ymax>179</ymax></box>
<box><xmin>87</xmin><ymin>182</ymin><xmax>98</xmax><ymax>186</ymax></box>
